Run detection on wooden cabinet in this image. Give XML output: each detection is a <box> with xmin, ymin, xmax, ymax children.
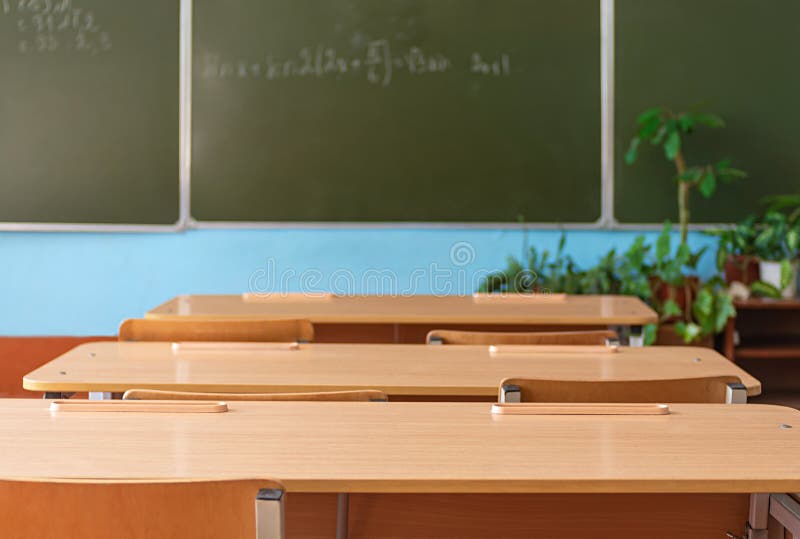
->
<box><xmin>724</xmin><ymin>299</ymin><xmax>800</xmax><ymax>408</ymax></box>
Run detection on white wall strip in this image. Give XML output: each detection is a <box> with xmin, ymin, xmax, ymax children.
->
<box><xmin>187</xmin><ymin>220</ymin><xmax>606</xmax><ymax>230</ymax></box>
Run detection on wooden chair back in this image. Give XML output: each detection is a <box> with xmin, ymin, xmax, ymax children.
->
<box><xmin>499</xmin><ymin>376</ymin><xmax>746</xmax><ymax>404</ymax></box>
<box><xmin>123</xmin><ymin>388</ymin><xmax>388</xmax><ymax>402</ymax></box>
<box><xmin>0</xmin><ymin>479</ymin><xmax>285</xmax><ymax>539</ymax></box>
<box><xmin>119</xmin><ymin>318</ymin><xmax>314</xmax><ymax>343</ymax></box>
<box><xmin>426</xmin><ymin>329</ymin><xmax>618</xmax><ymax>345</ymax></box>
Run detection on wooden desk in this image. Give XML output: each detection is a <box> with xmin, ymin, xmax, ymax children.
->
<box><xmin>23</xmin><ymin>343</ymin><xmax>760</xmax><ymax>400</ymax></box>
<box><xmin>146</xmin><ymin>294</ymin><xmax>658</xmax><ymax>344</ymax></box>
<box><xmin>0</xmin><ymin>399</ymin><xmax>798</xmax><ymax>537</ymax></box>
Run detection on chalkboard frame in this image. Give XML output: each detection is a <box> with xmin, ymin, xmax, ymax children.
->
<box><xmin>188</xmin><ymin>0</ymin><xmax>611</xmax><ymax>229</ymax></box>
<box><xmin>7</xmin><ymin>0</ymin><xmax>765</xmax><ymax>232</ymax></box>
<box><xmin>2</xmin><ymin>0</ymin><xmax>612</xmax><ymax>230</ymax></box>
<box><xmin>0</xmin><ymin>0</ymin><xmax>190</xmax><ymax>232</ymax></box>
<box><xmin>610</xmin><ymin>0</ymin><xmax>800</xmax><ymax>229</ymax></box>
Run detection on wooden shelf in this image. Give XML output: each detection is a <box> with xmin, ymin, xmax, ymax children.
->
<box><xmin>725</xmin><ymin>298</ymin><xmax>800</xmax><ymax>361</ymax></box>
<box><xmin>736</xmin><ymin>338</ymin><xmax>800</xmax><ymax>360</ymax></box>
<box><xmin>734</xmin><ymin>298</ymin><xmax>800</xmax><ymax>310</ymax></box>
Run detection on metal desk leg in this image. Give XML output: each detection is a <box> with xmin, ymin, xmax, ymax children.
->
<box><xmin>500</xmin><ymin>384</ymin><xmax>521</xmax><ymax>404</ymax></box>
<box><xmin>256</xmin><ymin>487</ymin><xmax>285</xmax><ymax>539</ymax></box>
<box><xmin>628</xmin><ymin>325</ymin><xmax>644</xmax><ymax>347</ymax></box>
<box><xmin>725</xmin><ymin>383</ymin><xmax>748</xmax><ymax>404</ymax></box>
<box><xmin>88</xmin><ymin>392</ymin><xmax>113</xmax><ymax>400</ymax></box>
<box><xmin>43</xmin><ymin>392</ymin><xmax>64</xmax><ymax>399</ymax></box>
<box><xmin>769</xmin><ymin>493</ymin><xmax>800</xmax><ymax>538</ymax></box>
<box><xmin>747</xmin><ymin>493</ymin><xmax>770</xmax><ymax>539</ymax></box>
<box><xmin>336</xmin><ymin>493</ymin><xmax>349</xmax><ymax>539</ymax></box>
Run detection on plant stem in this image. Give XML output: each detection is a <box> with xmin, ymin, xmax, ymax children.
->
<box><xmin>674</xmin><ymin>151</ymin><xmax>689</xmax><ymax>245</ymax></box>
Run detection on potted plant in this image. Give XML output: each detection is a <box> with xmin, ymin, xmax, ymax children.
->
<box><xmin>478</xmin><ymin>228</ymin><xmax>735</xmax><ymax>346</ymax></box>
<box><xmin>624</xmin><ymin>107</ymin><xmax>746</xmax><ymax>245</ymax></box>
<box><xmin>752</xmin><ymin>210</ymin><xmax>800</xmax><ymax>298</ymax></box>
<box><xmin>672</xmin><ymin>277</ymin><xmax>737</xmax><ymax>345</ymax></box>
<box><xmin>762</xmin><ymin>193</ymin><xmax>800</xmax><ymax>222</ymax></box>
<box><xmin>705</xmin><ymin>215</ymin><xmax>760</xmax><ymax>285</ymax></box>
<box><xmin>645</xmin><ymin>221</ymin><xmax>706</xmax><ymax>321</ymax></box>
<box><xmin>478</xmin><ymin>233</ymin><xmax>580</xmax><ymax>294</ymax></box>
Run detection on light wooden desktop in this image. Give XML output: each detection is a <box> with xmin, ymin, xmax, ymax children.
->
<box><xmin>0</xmin><ymin>399</ymin><xmax>797</xmax><ymax>537</ymax></box>
<box><xmin>146</xmin><ymin>294</ymin><xmax>658</xmax><ymax>344</ymax></box>
<box><xmin>23</xmin><ymin>343</ymin><xmax>760</xmax><ymax>401</ymax></box>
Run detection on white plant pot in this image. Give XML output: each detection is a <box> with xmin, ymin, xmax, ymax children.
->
<box><xmin>759</xmin><ymin>259</ymin><xmax>799</xmax><ymax>299</ymax></box>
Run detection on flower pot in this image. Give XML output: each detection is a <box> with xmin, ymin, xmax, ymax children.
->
<box><xmin>723</xmin><ymin>255</ymin><xmax>760</xmax><ymax>285</ymax></box>
<box><xmin>649</xmin><ymin>276</ymin><xmax>699</xmax><ymax>321</ymax></box>
<box><xmin>759</xmin><ymin>259</ymin><xmax>799</xmax><ymax>299</ymax></box>
<box><xmin>655</xmin><ymin>323</ymin><xmax>714</xmax><ymax>347</ymax></box>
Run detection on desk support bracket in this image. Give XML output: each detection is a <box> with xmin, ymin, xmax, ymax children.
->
<box><xmin>256</xmin><ymin>487</ymin><xmax>285</xmax><ymax>539</ymax></box>
<box><xmin>746</xmin><ymin>493</ymin><xmax>770</xmax><ymax>539</ymax></box>
<box><xmin>768</xmin><ymin>493</ymin><xmax>800</xmax><ymax>538</ymax></box>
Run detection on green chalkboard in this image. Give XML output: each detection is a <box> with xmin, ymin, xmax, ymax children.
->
<box><xmin>615</xmin><ymin>0</ymin><xmax>800</xmax><ymax>224</ymax></box>
<box><xmin>0</xmin><ymin>0</ymin><xmax>179</xmax><ymax>225</ymax></box>
<box><xmin>192</xmin><ymin>0</ymin><xmax>601</xmax><ymax>223</ymax></box>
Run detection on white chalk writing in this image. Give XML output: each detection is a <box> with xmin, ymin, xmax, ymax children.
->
<box><xmin>202</xmin><ymin>39</ymin><xmax>510</xmax><ymax>86</ymax></box>
<box><xmin>2</xmin><ymin>0</ymin><xmax>112</xmax><ymax>55</ymax></box>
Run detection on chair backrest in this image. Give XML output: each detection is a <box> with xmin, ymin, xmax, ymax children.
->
<box><xmin>499</xmin><ymin>376</ymin><xmax>747</xmax><ymax>404</ymax></box>
<box><xmin>0</xmin><ymin>479</ymin><xmax>285</xmax><ymax>539</ymax></box>
<box><xmin>119</xmin><ymin>318</ymin><xmax>314</xmax><ymax>343</ymax></box>
<box><xmin>123</xmin><ymin>388</ymin><xmax>388</xmax><ymax>402</ymax></box>
<box><xmin>426</xmin><ymin>329</ymin><xmax>618</xmax><ymax>345</ymax></box>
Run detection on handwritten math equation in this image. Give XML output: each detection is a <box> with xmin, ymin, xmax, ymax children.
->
<box><xmin>2</xmin><ymin>0</ymin><xmax>112</xmax><ymax>55</ymax></box>
<box><xmin>201</xmin><ymin>40</ymin><xmax>510</xmax><ymax>86</ymax></box>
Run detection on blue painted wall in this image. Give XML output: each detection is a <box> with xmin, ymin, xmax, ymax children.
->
<box><xmin>0</xmin><ymin>228</ymin><xmax>718</xmax><ymax>335</ymax></box>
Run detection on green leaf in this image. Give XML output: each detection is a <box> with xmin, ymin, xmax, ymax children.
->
<box><xmin>651</xmin><ymin>124</ymin><xmax>668</xmax><ymax>145</ymax></box>
<box><xmin>677</xmin><ymin>114</ymin><xmax>694</xmax><ymax>133</ymax></box>
<box><xmin>677</xmin><ymin>166</ymin><xmax>703</xmax><ymax>183</ymax></box>
<box><xmin>655</xmin><ymin>222</ymin><xmax>671</xmax><ymax>262</ymax></box>
<box><xmin>762</xmin><ymin>194</ymin><xmax>800</xmax><ymax>212</ymax></box>
<box><xmin>715</xmin><ymin>244</ymin><xmax>729</xmax><ymax>271</ymax></box>
<box><xmin>674</xmin><ymin>321</ymin><xmax>702</xmax><ymax>344</ymax></box>
<box><xmin>750</xmin><ymin>280</ymin><xmax>781</xmax><ymax>299</ymax></box>
<box><xmin>624</xmin><ymin>137</ymin><xmax>641</xmax><ymax>165</ymax></box>
<box><xmin>687</xmin><ymin>245</ymin><xmax>708</xmax><ymax>269</ymax></box>
<box><xmin>717</xmin><ymin>167</ymin><xmax>747</xmax><ymax>183</ymax></box>
<box><xmin>698</xmin><ymin>169</ymin><xmax>716</xmax><ymax>198</ymax></box>
<box><xmin>643</xmin><ymin>324</ymin><xmax>657</xmax><ymax>346</ymax></box>
<box><xmin>692</xmin><ymin>113</ymin><xmax>725</xmax><ymax>128</ymax></box>
<box><xmin>663</xmin><ymin>130</ymin><xmax>681</xmax><ymax>160</ymax></box>
<box><xmin>780</xmin><ymin>259</ymin><xmax>793</xmax><ymax>289</ymax></box>
<box><xmin>692</xmin><ymin>288</ymin><xmax>714</xmax><ymax>318</ymax></box>
<box><xmin>661</xmin><ymin>299</ymin><xmax>682</xmax><ymax>318</ymax></box>
<box><xmin>787</xmin><ymin>227</ymin><xmax>799</xmax><ymax>253</ymax></box>
<box><xmin>636</xmin><ymin>107</ymin><xmax>663</xmax><ymax>125</ymax></box>
<box><xmin>715</xmin><ymin>159</ymin><xmax>731</xmax><ymax>169</ymax></box>
<box><xmin>713</xmin><ymin>293</ymin><xmax>736</xmax><ymax>332</ymax></box>
<box><xmin>675</xmin><ymin>243</ymin><xmax>691</xmax><ymax>266</ymax></box>
<box><xmin>638</xmin><ymin>116</ymin><xmax>662</xmax><ymax>140</ymax></box>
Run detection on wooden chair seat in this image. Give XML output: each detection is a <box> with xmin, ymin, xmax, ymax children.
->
<box><xmin>118</xmin><ymin>318</ymin><xmax>314</xmax><ymax>343</ymax></box>
<box><xmin>426</xmin><ymin>329</ymin><xmax>618</xmax><ymax>345</ymax></box>
<box><xmin>123</xmin><ymin>388</ymin><xmax>387</xmax><ymax>402</ymax></box>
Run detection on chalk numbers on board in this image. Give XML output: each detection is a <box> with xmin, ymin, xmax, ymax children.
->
<box><xmin>203</xmin><ymin>38</ymin><xmax>511</xmax><ymax>87</ymax></box>
<box><xmin>2</xmin><ymin>0</ymin><xmax>113</xmax><ymax>55</ymax></box>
